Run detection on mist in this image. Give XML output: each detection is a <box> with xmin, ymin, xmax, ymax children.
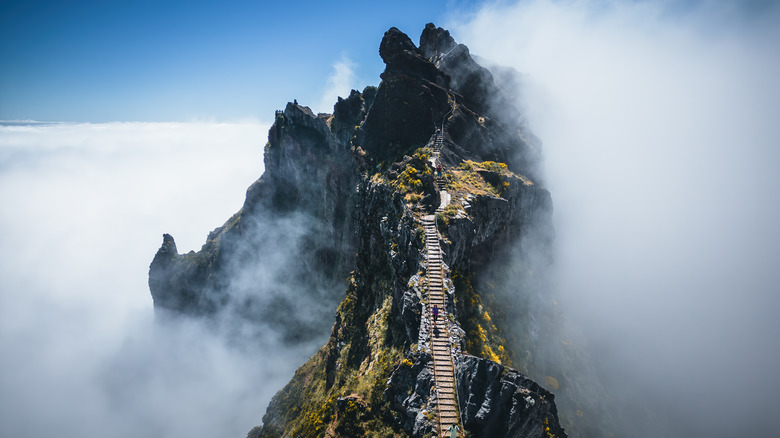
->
<box><xmin>317</xmin><ymin>55</ymin><xmax>360</xmax><ymax>114</ymax></box>
<box><xmin>0</xmin><ymin>121</ymin><xmax>321</xmax><ymax>437</ymax></box>
<box><xmin>450</xmin><ymin>0</ymin><xmax>780</xmax><ymax>435</ymax></box>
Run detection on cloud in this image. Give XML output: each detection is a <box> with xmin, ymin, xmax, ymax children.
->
<box><xmin>449</xmin><ymin>0</ymin><xmax>780</xmax><ymax>435</ymax></box>
<box><xmin>0</xmin><ymin>121</ymin><xmax>325</xmax><ymax>437</ymax></box>
<box><xmin>316</xmin><ymin>55</ymin><xmax>358</xmax><ymax>113</ymax></box>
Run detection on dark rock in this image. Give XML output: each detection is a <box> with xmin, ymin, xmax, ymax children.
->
<box><xmin>149</xmin><ymin>96</ymin><xmax>363</xmax><ymax>342</ymax></box>
<box><xmin>400</xmin><ymin>289</ymin><xmax>421</xmax><ymax>345</ymax></box>
<box><xmin>151</xmin><ymin>22</ymin><xmax>582</xmax><ymax>438</ymax></box>
<box><xmin>420</xmin><ymin>23</ymin><xmax>543</xmax><ymax>181</ymax></box>
<box><xmin>380</xmin><ymin>27</ymin><xmax>442</xmax><ymax>82</ymax></box>
<box><xmin>385</xmin><ymin>352</ymin><xmax>436</xmax><ymax>436</ymax></box>
<box><xmin>386</xmin><ymin>351</ymin><xmax>568</xmax><ymax>438</ymax></box>
<box><xmin>331</xmin><ymin>89</ymin><xmax>365</xmax><ymax>144</ymax></box>
<box><xmin>456</xmin><ymin>355</ymin><xmax>567</xmax><ymax>438</ymax></box>
<box><xmin>358</xmin><ymin>28</ymin><xmax>451</xmax><ymax>166</ymax></box>
<box><xmin>419</xmin><ymin>22</ymin><xmax>457</xmax><ymax>60</ymax></box>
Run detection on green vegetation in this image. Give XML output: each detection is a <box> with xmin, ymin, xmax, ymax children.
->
<box><xmin>447</xmin><ymin>160</ymin><xmax>530</xmax><ymax>198</ymax></box>
<box><xmin>392</xmin><ymin>148</ymin><xmax>432</xmax><ymax>196</ymax></box>
<box><xmin>544</xmin><ymin>417</ymin><xmax>557</xmax><ymax>438</ymax></box>
<box><xmin>452</xmin><ymin>270</ymin><xmax>512</xmax><ymax>366</ymax></box>
<box><xmin>435</xmin><ymin>212</ymin><xmax>447</xmax><ymax>229</ymax></box>
<box><xmin>435</xmin><ymin>201</ymin><xmax>464</xmax><ymax>231</ymax></box>
<box><xmin>259</xmin><ymin>278</ymin><xmax>406</xmax><ymax>437</ymax></box>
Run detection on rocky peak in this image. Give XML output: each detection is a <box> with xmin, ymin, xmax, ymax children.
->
<box><xmin>379</xmin><ymin>27</ymin><xmax>444</xmax><ymax>83</ymax></box>
<box><xmin>149</xmin><ymin>23</ymin><xmax>591</xmax><ymax>438</ymax></box>
<box><xmin>357</xmin><ymin>27</ymin><xmax>453</xmax><ymax>166</ymax></box>
<box><xmin>282</xmin><ymin>101</ymin><xmax>331</xmax><ymax>140</ymax></box>
<box><xmin>419</xmin><ymin>22</ymin><xmax>457</xmax><ymax>60</ymax></box>
<box><xmin>359</xmin><ymin>25</ymin><xmax>543</xmax><ymax>182</ymax></box>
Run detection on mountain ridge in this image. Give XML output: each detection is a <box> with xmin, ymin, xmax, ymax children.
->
<box><xmin>149</xmin><ymin>23</ymin><xmax>609</xmax><ymax>437</ymax></box>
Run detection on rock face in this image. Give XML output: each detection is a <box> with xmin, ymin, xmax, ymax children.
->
<box><xmin>456</xmin><ymin>355</ymin><xmax>566</xmax><ymax>438</ymax></box>
<box><xmin>358</xmin><ymin>27</ymin><xmax>451</xmax><ymax>166</ymax></box>
<box><xmin>148</xmin><ymin>23</ymin><xmax>610</xmax><ymax>438</ymax></box>
<box><xmin>385</xmin><ymin>352</ymin><xmax>566</xmax><ymax>438</ymax></box>
<box><xmin>149</xmin><ymin>99</ymin><xmax>364</xmax><ymax>342</ymax></box>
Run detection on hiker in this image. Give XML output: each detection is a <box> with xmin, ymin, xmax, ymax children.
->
<box><xmin>436</xmin><ymin>164</ymin><xmax>443</xmax><ymax>178</ymax></box>
<box><xmin>448</xmin><ymin>424</ymin><xmax>459</xmax><ymax>438</ymax></box>
<box><xmin>433</xmin><ymin>304</ymin><xmax>439</xmax><ymax>322</ymax></box>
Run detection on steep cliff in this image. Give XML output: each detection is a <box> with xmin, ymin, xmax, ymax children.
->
<box><xmin>149</xmin><ymin>99</ymin><xmax>363</xmax><ymax>343</ymax></box>
<box><xmin>150</xmin><ymin>23</ymin><xmax>605</xmax><ymax>437</ymax></box>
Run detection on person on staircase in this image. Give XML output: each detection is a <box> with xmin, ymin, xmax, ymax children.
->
<box><xmin>436</xmin><ymin>164</ymin><xmax>443</xmax><ymax>178</ymax></box>
<box><xmin>433</xmin><ymin>304</ymin><xmax>439</xmax><ymax>322</ymax></box>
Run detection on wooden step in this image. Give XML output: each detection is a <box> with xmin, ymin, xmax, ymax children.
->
<box><xmin>425</xmin><ymin>208</ymin><xmax>461</xmax><ymax>433</ymax></box>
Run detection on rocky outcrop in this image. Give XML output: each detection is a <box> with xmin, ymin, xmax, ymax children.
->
<box><xmin>456</xmin><ymin>355</ymin><xmax>566</xmax><ymax>438</ymax></box>
<box><xmin>440</xmin><ymin>174</ymin><xmax>553</xmax><ymax>272</ymax></box>
<box><xmin>150</xmin><ymin>23</ymin><xmax>588</xmax><ymax>438</ymax></box>
<box><xmin>420</xmin><ymin>23</ymin><xmax>543</xmax><ymax>182</ymax></box>
<box><xmin>386</xmin><ymin>352</ymin><xmax>567</xmax><ymax>438</ymax></box>
<box><xmin>358</xmin><ymin>24</ymin><xmax>541</xmax><ymax>178</ymax></box>
<box><xmin>148</xmin><ymin>99</ymin><xmax>364</xmax><ymax>342</ymax></box>
<box><xmin>385</xmin><ymin>351</ymin><xmax>437</xmax><ymax>436</ymax></box>
<box><xmin>357</xmin><ymin>27</ymin><xmax>451</xmax><ymax>166</ymax></box>
<box><xmin>257</xmin><ymin>175</ymin><xmax>425</xmax><ymax>437</ymax></box>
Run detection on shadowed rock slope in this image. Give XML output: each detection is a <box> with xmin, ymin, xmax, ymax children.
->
<box><xmin>150</xmin><ymin>24</ymin><xmax>611</xmax><ymax>438</ymax></box>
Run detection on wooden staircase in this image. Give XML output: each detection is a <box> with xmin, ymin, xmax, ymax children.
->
<box><xmin>433</xmin><ymin>130</ymin><xmax>446</xmax><ymax>194</ymax></box>
<box><xmin>423</xmin><ymin>215</ymin><xmax>460</xmax><ymax>437</ymax></box>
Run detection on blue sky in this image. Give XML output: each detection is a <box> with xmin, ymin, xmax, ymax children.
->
<box><xmin>0</xmin><ymin>0</ymin><xmax>487</xmax><ymax>122</ymax></box>
<box><xmin>5</xmin><ymin>0</ymin><xmax>775</xmax><ymax>122</ymax></box>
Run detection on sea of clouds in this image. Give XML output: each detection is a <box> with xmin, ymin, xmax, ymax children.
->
<box><xmin>0</xmin><ymin>120</ymin><xmax>310</xmax><ymax>437</ymax></box>
<box><xmin>450</xmin><ymin>0</ymin><xmax>780</xmax><ymax>435</ymax></box>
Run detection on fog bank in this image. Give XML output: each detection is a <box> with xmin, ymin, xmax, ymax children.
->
<box><xmin>0</xmin><ymin>121</ymin><xmax>323</xmax><ymax>437</ymax></box>
<box><xmin>451</xmin><ymin>1</ymin><xmax>780</xmax><ymax>435</ymax></box>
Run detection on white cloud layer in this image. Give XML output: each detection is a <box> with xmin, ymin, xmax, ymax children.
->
<box><xmin>450</xmin><ymin>0</ymin><xmax>780</xmax><ymax>435</ymax></box>
<box><xmin>317</xmin><ymin>55</ymin><xmax>358</xmax><ymax>113</ymax></box>
<box><xmin>0</xmin><ymin>121</ymin><xmax>313</xmax><ymax>437</ymax></box>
